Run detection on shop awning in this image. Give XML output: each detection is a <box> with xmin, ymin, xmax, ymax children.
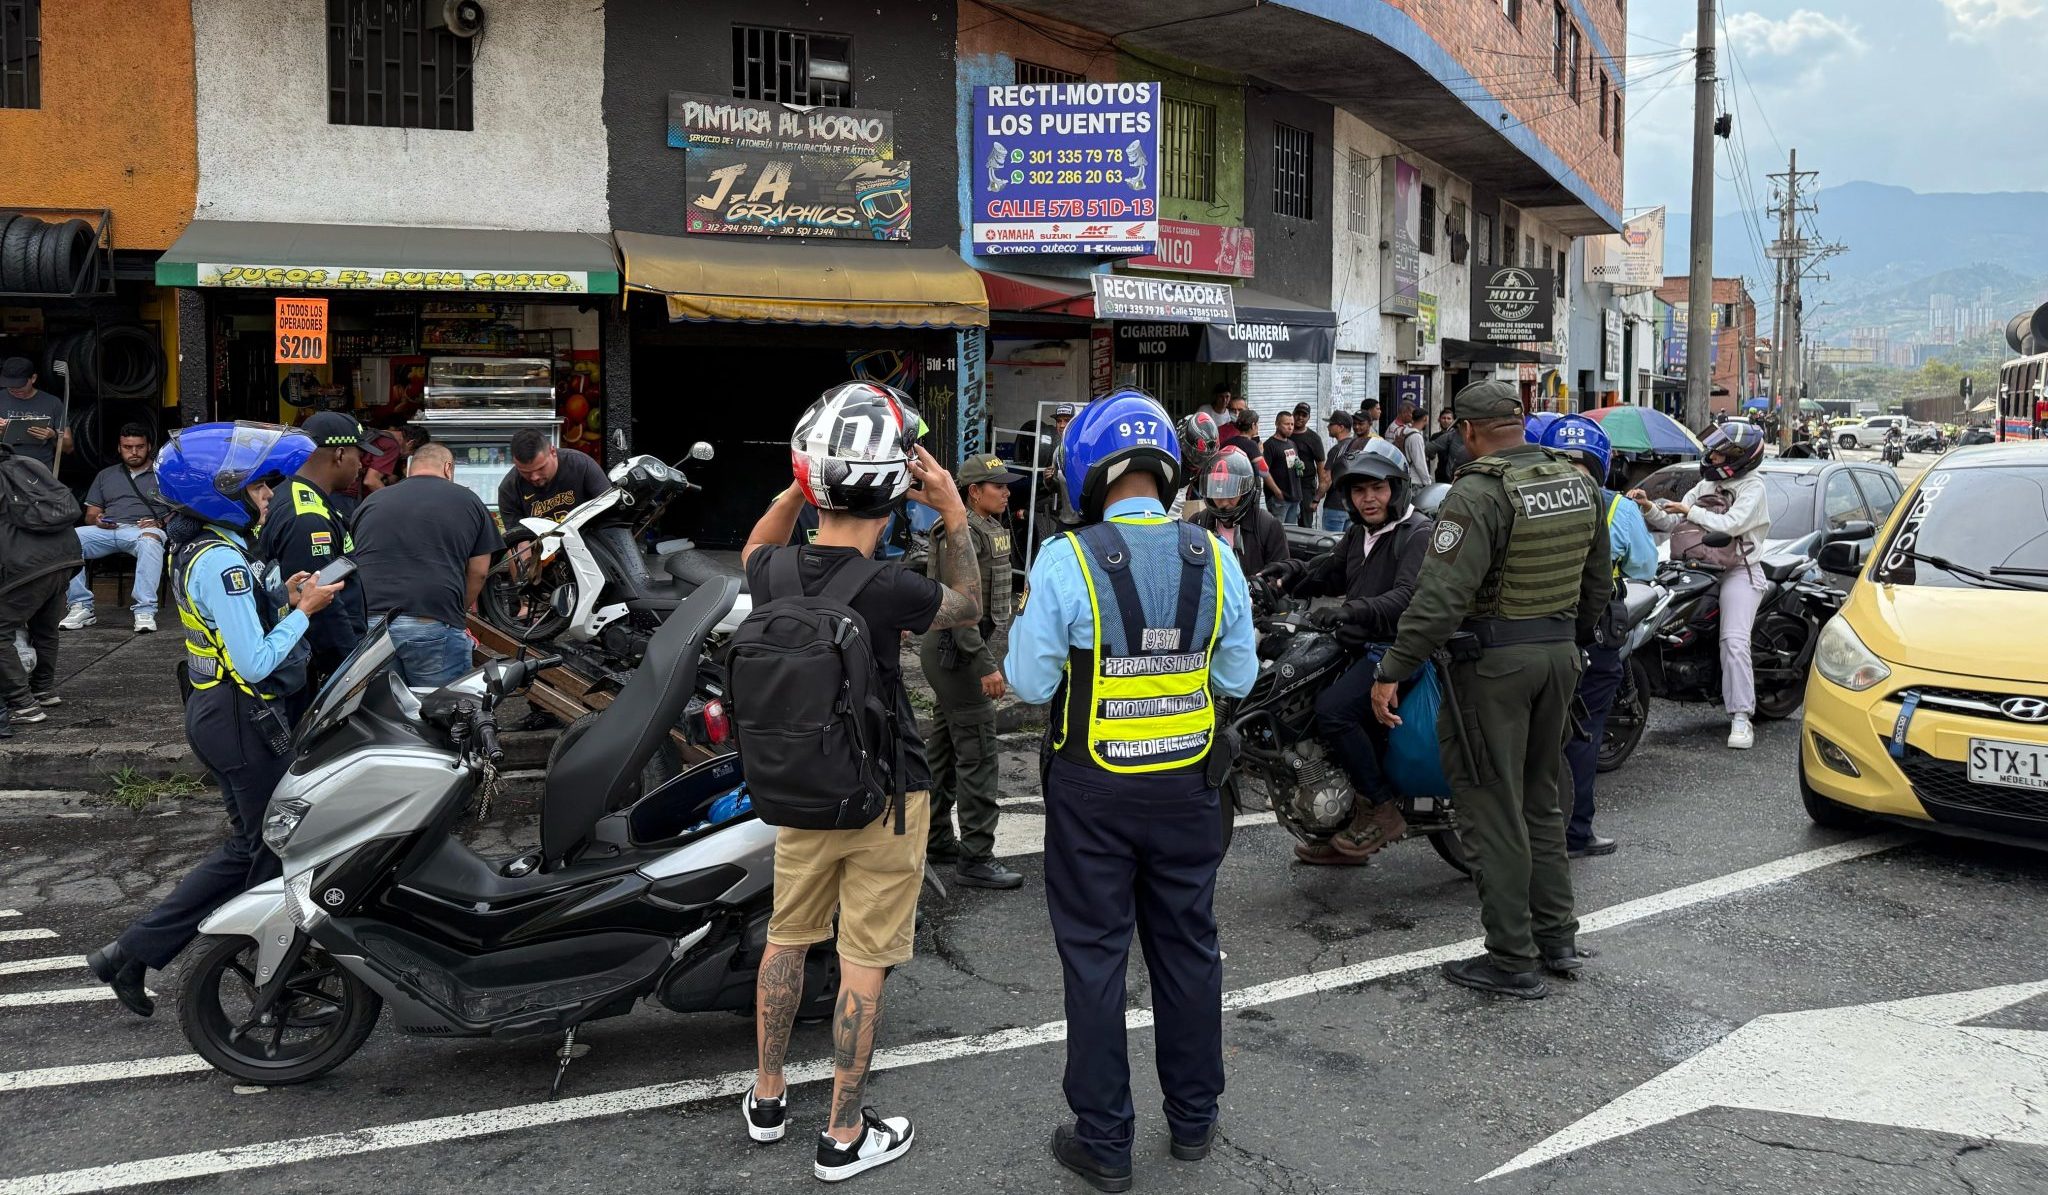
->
<box><xmin>154</xmin><ymin>220</ymin><xmax>621</xmax><ymax>294</ymax></box>
<box><xmin>618</xmin><ymin>231</ymin><xmax>986</xmax><ymax>330</ymax></box>
<box><xmin>1441</xmin><ymin>338</ymin><xmax>1562</xmax><ymax>366</ymax></box>
<box><xmin>978</xmin><ymin>269</ymin><xmax>1097</xmax><ymax>318</ymax></box>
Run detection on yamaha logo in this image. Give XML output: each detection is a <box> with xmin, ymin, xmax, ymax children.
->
<box><xmin>322</xmin><ymin>888</ymin><xmax>346</xmax><ymax>908</ymax></box>
<box><xmin>2000</xmin><ymin>697</ymin><xmax>2048</xmax><ymax>723</ymax></box>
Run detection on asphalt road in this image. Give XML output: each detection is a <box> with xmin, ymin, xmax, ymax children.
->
<box><xmin>2</xmin><ymin>702</ymin><xmax>2046</xmax><ymax>1194</ymax></box>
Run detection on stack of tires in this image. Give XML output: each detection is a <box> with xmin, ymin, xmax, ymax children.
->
<box><xmin>0</xmin><ymin>214</ymin><xmax>98</xmax><ymax>294</ymax></box>
<box><xmin>43</xmin><ymin>326</ymin><xmax>168</xmax><ymax>480</ymax></box>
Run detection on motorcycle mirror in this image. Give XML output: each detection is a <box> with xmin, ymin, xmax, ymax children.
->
<box><xmin>690</xmin><ymin>441</ymin><xmax>715</xmax><ymax>461</ymax></box>
<box><xmin>1825</xmin><ymin>520</ymin><xmax>1874</xmax><ymax>544</ymax></box>
<box><xmin>479</xmin><ymin>659</ymin><xmax>524</xmax><ymax>701</ymax></box>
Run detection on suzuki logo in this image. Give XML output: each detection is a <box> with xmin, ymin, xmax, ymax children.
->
<box><xmin>1999</xmin><ymin>697</ymin><xmax>2048</xmax><ymax>723</ymax></box>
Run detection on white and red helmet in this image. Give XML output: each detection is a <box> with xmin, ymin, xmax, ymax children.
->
<box><xmin>791</xmin><ymin>382</ymin><xmax>918</xmax><ymax>518</ymax></box>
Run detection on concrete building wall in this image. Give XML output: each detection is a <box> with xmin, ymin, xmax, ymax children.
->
<box><xmin>1123</xmin><ymin>52</ymin><xmax>1246</xmax><ymax>230</ymax></box>
<box><xmin>1243</xmin><ymin>86</ymin><xmax>1332</xmax><ymax>309</ymax></box>
<box><xmin>1</xmin><ymin>0</ymin><xmax>196</xmax><ymax>248</ymax></box>
<box><xmin>607</xmin><ymin>0</ymin><xmax>959</xmax><ymax>247</ymax></box>
<box><xmin>1333</xmin><ymin>111</ymin><xmax>1392</xmax><ymax>359</ymax></box>
<box><xmin>193</xmin><ymin>0</ymin><xmax>607</xmax><ymax>232</ymax></box>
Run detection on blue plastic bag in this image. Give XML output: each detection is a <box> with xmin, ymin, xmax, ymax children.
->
<box><xmin>1382</xmin><ymin>662</ymin><xmax>1452</xmax><ymax>799</ymax></box>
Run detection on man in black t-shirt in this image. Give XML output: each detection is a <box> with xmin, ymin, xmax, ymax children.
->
<box><xmin>1289</xmin><ymin>403</ymin><xmax>1325</xmax><ymax>528</ymax></box>
<box><xmin>353</xmin><ymin>444</ymin><xmax>504</xmax><ymax>687</ymax></box>
<box><xmin>1319</xmin><ymin>411</ymin><xmax>1368</xmax><ymax>533</ymax></box>
<box><xmin>497</xmin><ymin>429</ymin><xmax>644</xmax><ymax>583</ymax></box>
<box><xmin>1262</xmin><ymin>410</ymin><xmax>1305</xmax><ymax>525</ymax></box>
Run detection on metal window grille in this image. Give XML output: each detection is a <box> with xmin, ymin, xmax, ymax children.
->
<box><xmin>732</xmin><ymin>26</ymin><xmax>853</xmax><ymax>107</ymax></box>
<box><xmin>1272</xmin><ymin>122</ymin><xmax>1313</xmax><ymax>221</ymax></box>
<box><xmin>1556</xmin><ymin>249</ymin><xmax>1567</xmax><ymax>295</ymax></box>
<box><xmin>1475</xmin><ymin>212</ymin><xmax>1494</xmax><ymax>267</ymax></box>
<box><xmin>327</xmin><ymin>1</ymin><xmax>473</xmax><ymax>130</ymax></box>
<box><xmin>1613</xmin><ymin>94</ymin><xmax>1624</xmax><ymax>156</ymax></box>
<box><xmin>1015</xmin><ymin>60</ymin><xmax>1082</xmax><ymax>87</ymax></box>
<box><xmin>2</xmin><ymin>0</ymin><xmax>40</xmax><ymax>109</ymax></box>
<box><xmin>1419</xmin><ymin>184</ymin><xmax>1437</xmax><ymax>255</ymax></box>
<box><xmin>1526</xmin><ymin>235</ymin><xmax>1537</xmax><ymax>269</ymax></box>
<box><xmin>1162</xmin><ymin>97</ymin><xmax>1217</xmax><ymax>203</ymax></box>
<box><xmin>1345</xmin><ymin>151</ymin><xmax>1374</xmax><ymax>234</ymax></box>
<box><xmin>1599</xmin><ymin>71</ymin><xmax>1610</xmax><ymax>136</ymax></box>
<box><xmin>1504</xmin><ymin>221</ymin><xmax>1518</xmax><ymax>266</ymax></box>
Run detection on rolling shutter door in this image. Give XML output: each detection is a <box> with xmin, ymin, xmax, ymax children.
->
<box><xmin>1247</xmin><ymin>360</ymin><xmax>1326</xmax><ymax>424</ymax></box>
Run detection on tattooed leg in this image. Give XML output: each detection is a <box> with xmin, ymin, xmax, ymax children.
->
<box><xmin>754</xmin><ymin>943</ymin><xmax>809</xmax><ymax>1099</ymax></box>
<box><xmin>826</xmin><ymin>961</ymin><xmax>889</xmax><ymax>1141</ymax></box>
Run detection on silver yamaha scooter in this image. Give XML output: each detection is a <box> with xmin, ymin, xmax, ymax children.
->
<box><xmin>178</xmin><ymin>579</ymin><xmax>837</xmax><ymax>1092</ymax></box>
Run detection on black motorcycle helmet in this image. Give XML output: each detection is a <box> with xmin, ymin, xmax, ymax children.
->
<box><xmin>1699</xmin><ymin>420</ymin><xmax>1766</xmax><ymax>482</ymax></box>
<box><xmin>1333</xmin><ymin>437</ymin><xmax>1411</xmax><ymax>526</ymax></box>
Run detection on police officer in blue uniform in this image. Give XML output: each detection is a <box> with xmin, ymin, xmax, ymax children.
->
<box><xmin>87</xmin><ymin>423</ymin><xmax>344</xmax><ymax>1016</ymax></box>
<box><xmin>1006</xmin><ymin>390</ymin><xmax>1258</xmax><ymax>1192</ymax></box>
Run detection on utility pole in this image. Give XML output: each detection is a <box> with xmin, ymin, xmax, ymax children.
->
<box><xmin>1684</xmin><ymin>0</ymin><xmax>1718</xmax><ymax>432</ymax></box>
<box><xmin>1767</xmin><ymin>149</ymin><xmax>1825</xmax><ymax>448</ymax></box>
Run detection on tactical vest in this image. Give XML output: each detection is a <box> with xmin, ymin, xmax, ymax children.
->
<box><xmin>174</xmin><ymin>528</ymin><xmax>308</xmax><ymax>701</ymax></box>
<box><xmin>1464</xmin><ymin>450</ymin><xmax>1599</xmax><ymax>619</ymax></box>
<box><xmin>287</xmin><ymin>478</ymin><xmax>354</xmax><ymax>553</ymax></box>
<box><xmin>1051</xmin><ymin>516</ymin><xmax>1225</xmax><ymax>775</ymax></box>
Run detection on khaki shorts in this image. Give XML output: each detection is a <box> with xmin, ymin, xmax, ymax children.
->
<box><xmin>767</xmin><ymin>791</ymin><xmax>930</xmax><ymax>969</ymax></box>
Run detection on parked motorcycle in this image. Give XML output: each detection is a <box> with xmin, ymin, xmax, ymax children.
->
<box><xmin>1905</xmin><ymin>428</ymin><xmax>1946</xmax><ymax>454</ymax></box>
<box><xmin>179</xmin><ymin>579</ymin><xmax>837</xmax><ymax>1090</ymax></box>
<box><xmin>478</xmin><ymin>446</ymin><xmax>748</xmax><ymax>674</ymax></box>
<box><xmin>1225</xmin><ymin>588</ymin><xmax>1469</xmax><ymax>874</ymax></box>
<box><xmin>1597</xmin><ymin>533</ymin><xmax>1849</xmax><ymax>772</ymax></box>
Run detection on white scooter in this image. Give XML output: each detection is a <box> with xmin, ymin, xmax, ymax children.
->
<box><xmin>478</xmin><ymin>445</ymin><xmax>750</xmax><ymax>667</ymax></box>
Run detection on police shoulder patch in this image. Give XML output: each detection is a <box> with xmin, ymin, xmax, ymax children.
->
<box><xmin>1431</xmin><ymin>520</ymin><xmax>1466</xmax><ymax>556</ymax></box>
<box><xmin>221</xmin><ymin>566</ymin><xmax>253</xmax><ymax>596</ymax></box>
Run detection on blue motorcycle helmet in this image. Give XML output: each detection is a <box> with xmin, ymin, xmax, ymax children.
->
<box><xmin>1061</xmin><ymin>389</ymin><xmax>1181</xmax><ymax>522</ymax></box>
<box><xmin>1524</xmin><ymin>411</ymin><xmax>1560</xmax><ymax>443</ymax></box>
<box><xmin>1541</xmin><ymin>414</ymin><xmax>1612</xmax><ymax>481</ymax></box>
<box><xmin>156</xmin><ymin>421</ymin><xmax>315</xmax><ymax>529</ymax></box>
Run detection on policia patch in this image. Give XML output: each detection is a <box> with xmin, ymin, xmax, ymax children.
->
<box><xmin>1431</xmin><ymin>520</ymin><xmax>1466</xmax><ymax>559</ymax></box>
<box><xmin>1511</xmin><ymin>474</ymin><xmax>1594</xmax><ymax>519</ymax></box>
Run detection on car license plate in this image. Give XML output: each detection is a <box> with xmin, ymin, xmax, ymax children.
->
<box><xmin>1966</xmin><ymin>738</ymin><xmax>2048</xmax><ymax>792</ymax></box>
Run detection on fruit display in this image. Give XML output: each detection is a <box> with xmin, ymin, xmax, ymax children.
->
<box><xmin>560</xmin><ymin>350</ymin><xmax>603</xmax><ymax>461</ymax></box>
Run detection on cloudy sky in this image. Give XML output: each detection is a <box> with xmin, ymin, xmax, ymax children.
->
<box><xmin>1622</xmin><ymin>1</ymin><xmax>2048</xmax><ymax>213</ymax></box>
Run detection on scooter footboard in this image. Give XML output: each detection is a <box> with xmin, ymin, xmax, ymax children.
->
<box><xmin>195</xmin><ymin>877</ymin><xmax>296</xmax><ymax>986</ymax></box>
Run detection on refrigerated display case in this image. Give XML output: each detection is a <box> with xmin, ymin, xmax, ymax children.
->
<box><xmin>417</xmin><ymin>357</ymin><xmax>560</xmax><ymax>510</ymax></box>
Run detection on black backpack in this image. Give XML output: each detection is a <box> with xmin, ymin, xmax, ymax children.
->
<box><xmin>727</xmin><ymin>548</ymin><xmax>903</xmax><ymax>832</ymax></box>
<box><xmin>0</xmin><ymin>445</ymin><xmax>81</xmax><ymax>534</ymax></box>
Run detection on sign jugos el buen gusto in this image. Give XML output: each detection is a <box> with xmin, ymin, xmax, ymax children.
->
<box><xmin>1470</xmin><ymin>266</ymin><xmax>1556</xmax><ymax>344</ymax></box>
<box><xmin>685</xmin><ymin>150</ymin><xmax>912</xmax><ymax>241</ymax></box>
<box><xmin>667</xmin><ymin>92</ymin><xmax>894</xmax><ymax>157</ymax></box>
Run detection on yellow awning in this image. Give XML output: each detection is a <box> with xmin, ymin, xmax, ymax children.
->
<box><xmin>615</xmin><ymin>231</ymin><xmax>987</xmax><ymax>330</ymax></box>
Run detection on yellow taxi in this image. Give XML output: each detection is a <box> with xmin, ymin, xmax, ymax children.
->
<box><xmin>1801</xmin><ymin>442</ymin><xmax>2048</xmax><ymax>843</ymax></box>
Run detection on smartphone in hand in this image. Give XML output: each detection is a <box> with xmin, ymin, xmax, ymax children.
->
<box><xmin>312</xmin><ymin>557</ymin><xmax>358</xmax><ymax>587</ymax></box>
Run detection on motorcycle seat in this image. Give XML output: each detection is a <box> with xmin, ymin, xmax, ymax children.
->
<box><xmin>1620</xmin><ymin>580</ymin><xmax>1659</xmax><ymax>626</ymax></box>
<box><xmin>540</xmin><ymin>577</ymin><xmax>739</xmax><ymax>866</ymax></box>
<box><xmin>662</xmin><ymin>550</ymin><xmax>749</xmax><ymax>596</ymax></box>
<box><xmin>1759</xmin><ymin>556</ymin><xmax>1804</xmax><ymax>584</ymax></box>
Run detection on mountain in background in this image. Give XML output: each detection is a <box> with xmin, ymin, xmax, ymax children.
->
<box><xmin>1664</xmin><ymin>182</ymin><xmax>2048</xmax><ymax>346</ymax></box>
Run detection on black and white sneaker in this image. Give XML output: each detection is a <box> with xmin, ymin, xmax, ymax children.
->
<box><xmin>742</xmin><ymin>1087</ymin><xmax>787</xmax><ymax>1143</ymax></box>
<box><xmin>814</xmin><ymin>1108</ymin><xmax>914</xmax><ymax>1182</ymax></box>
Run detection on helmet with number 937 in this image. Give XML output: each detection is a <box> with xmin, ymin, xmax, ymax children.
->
<box><xmin>1061</xmin><ymin>389</ymin><xmax>1181</xmax><ymax>522</ymax></box>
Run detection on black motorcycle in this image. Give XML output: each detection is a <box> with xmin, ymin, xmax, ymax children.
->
<box><xmin>1224</xmin><ymin>588</ymin><xmax>1469</xmax><ymax>874</ymax></box>
<box><xmin>1598</xmin><ymin>533</ymin><xmax>1848</xmax><ymax>771</ymax></box>
<box><xmin>1882</xmin><ymin>431</ymin><xmax>1906</xmax><ymax>467</ymax></box>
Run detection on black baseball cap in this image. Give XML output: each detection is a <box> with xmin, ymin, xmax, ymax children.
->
<box><xmin>0</xmin><ymin>357</ymin><xmax>33</xmax><ymax>388</ymax></box>
<box><xmin>1326</xmin><ymin>411</ymin><xmax>1354</xmax><ymax>429</ymax></box>
<box><xmin>301</xmin><ymin>410</ymin><xmax>374</xmax><ymax>449</ymax></box>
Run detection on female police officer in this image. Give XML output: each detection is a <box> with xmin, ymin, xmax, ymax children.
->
<box><xmin>1005</xmin><ymin>390</ymin><xmax>1257</xmax><ymax>1191</ymax></box>
<box><xmin>88</xmin><ymin>422</ymin><xmax>343</xmax><ymax>1016</ymax></box>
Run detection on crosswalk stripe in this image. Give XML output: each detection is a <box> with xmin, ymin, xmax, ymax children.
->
<box><xmin>0</xmin><ymin>986</ymin><xmax>151</xmax><ymax>1009</ymax></box>
<box><xmin>0</xmin><ymin>833</ymin><xmax>1908</xmax><ymax>1194</ymax></box>
<box><xmin>0</xmin><ymin>956</ymin><xmax>81</xmax><ymax>977</ymax></box>
<box><xmin>0</xmin><ymin>1055</ymin><xmax>210</xmax><ymax>1094</ymax></box>
<box><xmin>0</xmin><ymin>929</ymin><xmax>56</xmax><ymax>943</ymax></box>
<box><xmin>0</xmin><ymin>911</ymin><xmax>20</xmax><ymax>919</ymax></box>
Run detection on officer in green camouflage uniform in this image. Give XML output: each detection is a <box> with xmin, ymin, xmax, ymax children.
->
<box><xmin>1369</xmin><ymin>380</ymin><xmax>1611</xmax><ymax>1000</ymax></box>
<box><xmin>922</xmin><ymin>454</ymin><xmax>1025</xmax><ymax>890</ymax></box>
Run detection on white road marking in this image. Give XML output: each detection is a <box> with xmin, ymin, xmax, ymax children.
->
<box><xmin>0</xmin><ymin>986</ymin><xmax>151</xmax><ymax>1010</ymax></box>
<box><xmin>0</xmin><ymin>911</ymin><xmax>20</xmax><ymax>918</ymax></box>
<box><xmin>0</xmin><ymin>929</ymin><xmax>57</xmax><ymax>943</ymax></box>
<box><xmin>0</xmin><ymin>834</ymin><xmax>1908</xmax><ymax>1194</ymax></box>
<box><xmin>994</xmin><ymin>811</ymin><xmax>1268</xmax><ymax>858</ymax></box>
<box><xmin>0</xmin><ymin>1055</ymin><xmax>210</xmax><ymax>1094</ymax></box>
<box><xmin>0</xmin><ymin>955</ymin><xmax>81</xmax><ymax>977</ymax></box>
<box><xmin>1484</xmin><ymin>976</ymin><xmax>2048</xmax><ymax>1179</ymax></box>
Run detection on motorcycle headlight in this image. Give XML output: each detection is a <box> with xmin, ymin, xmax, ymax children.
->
<box><xmin>262</xmin><ymin>797</ymin><xmax>312</xmax><ymax>854</ymax></box>
<box><xmin>1814</xmin><ymin>618</ymin><xmax>1890</xmax><ymax>692</ymax></box>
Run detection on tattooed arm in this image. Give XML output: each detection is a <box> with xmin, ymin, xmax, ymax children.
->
<box><xmin>908</xmin><ymin>446</ymin><xmax>982</xmax><ymax>631</ymax></box>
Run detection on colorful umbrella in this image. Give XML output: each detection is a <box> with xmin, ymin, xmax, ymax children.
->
<box><xmin>1581</xmin><ymin>405</ymin><xmax>1706</xmax><ymax>457</ymax></box>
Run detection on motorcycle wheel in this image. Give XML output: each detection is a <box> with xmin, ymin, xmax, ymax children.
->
<box><xmin>1752</xmin><ymin>620</ymin><xmax>1811</xmax><ymax>721</ymax></box>
<box><xmin>178</xmin><ymin>934</ymin><xmax>381</xmax><ymax>1085</ymax></box>
<box><xmin>1427</xmin><ymin>829</ymin><xmax>1472</xmax><ymax>876</ymax></box>
<box><xmin>1598</xmin><ymin>657</ymin><xmax>1651</xmax><ymax>773</ymax></box>
<box><xmin>478</xmin><ymin>553</ymin><xmax>574</xmax><ymax>644</ymax></box>
<box><xmin>550</xmin><ymin>712</ymin><xmax>683</xmax><ymax>802</ymax></box>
